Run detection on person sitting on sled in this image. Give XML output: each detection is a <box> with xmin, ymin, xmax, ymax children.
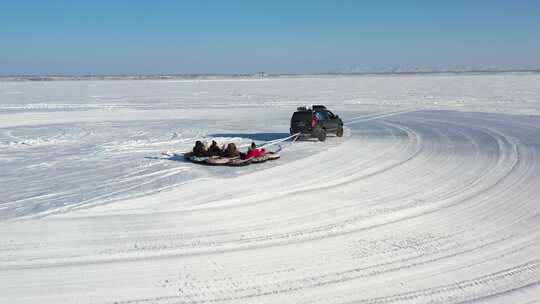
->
<box><xmin>192</xmin><ymin>140</ymin><xmax>209</xmax><ymax>157</ymax></box>
<box><xmin>222</xmin><ymin>143</ymin><xmax>240</xmax><ymax>158</ymax></box>
<box><xmin>208</xmin><ymin>140</ymin><xmax>222</xmax><ymax>156</ymax></box>
<box><xmin>245</xmin><ymin>142</ymin><xmax>266</xmax><ymax>159</ymax></box>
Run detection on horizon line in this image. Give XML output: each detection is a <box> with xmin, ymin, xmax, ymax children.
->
<box><xmin>1</xmin><ymin>68</ymin><xmax>540</xmax><ymax>81</ymax></box>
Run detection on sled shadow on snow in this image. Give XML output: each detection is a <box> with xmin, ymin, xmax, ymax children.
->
<box><xmin>208</xmin><ymin>132</ymin><xmax>290</xmax><ymax>142</ymax></box>
<box><xmin>209</xmin><ymin>132</ymin><xmax>334</xmax><ymax>143</ymax></box>
<box><xmin>145</xmin><ymin>154</ymin><xmax>191</xmax><ymax>163</ymax></box>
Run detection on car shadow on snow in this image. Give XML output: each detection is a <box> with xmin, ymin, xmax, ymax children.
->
<box><xmin>208</xmin><ymin>132</ymin><xmax>290</xmax><ymax>142</ymax></box>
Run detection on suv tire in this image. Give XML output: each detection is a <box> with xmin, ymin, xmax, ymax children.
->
<box><xmin>336</xmin><ymin>127</ymin><xmax>343</xmax><ymax>137</ymax></box>
<box><xmin>318</xmin><ymin>129</ymin><xmax>327</xmax><ymax>142</ymax></box>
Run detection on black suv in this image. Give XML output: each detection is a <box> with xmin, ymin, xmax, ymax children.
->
<box><xmin>290</xmin><ymin>105</ymin><xmax>344</xmax><ymax>141</ymax></box>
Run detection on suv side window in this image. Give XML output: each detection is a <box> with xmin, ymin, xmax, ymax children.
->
<box><xmin>327</xmin><ymin>111</ymin><xmax>335</xmax><ymax>119</ymax></box>
<box><xmin>316</xmin><ymin>111</ymin><xmax>329</xmax><ymax>120</ymax></box>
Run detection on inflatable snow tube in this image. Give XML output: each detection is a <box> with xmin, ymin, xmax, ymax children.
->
<box><xmin>190</xmin><ymin>155</ymin><xmax>209</xmax><ymax>163</ymax></box>
<box><xmin>266</xmin><ymin>152</ymin><xmax>280</xmax><ymax>160</ymax></box>
<box><xmin>250</xmin><ymin>155</ymin><xmax>269</xmax><ymax>163</ymax></box>
<box><xmin>227</xmin><ymin>158</ymin><xmax>252</xmax><ymax>167</ymax></box>
<box><xmin>206</xmin><ymin>156</ymin><xmax>231</xmax><ymax>166</ymax></box>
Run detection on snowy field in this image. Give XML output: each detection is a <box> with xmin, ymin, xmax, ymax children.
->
<box><xmin>2</xmin><ymin>73</ymin><xmax>540</xmax><ymax>303</ymax></box>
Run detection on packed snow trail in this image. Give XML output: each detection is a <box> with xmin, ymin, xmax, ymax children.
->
<box><xmin>2</xmin><ymin>109</ymin><xmax>540</xmax><ymax>303</ymax></box>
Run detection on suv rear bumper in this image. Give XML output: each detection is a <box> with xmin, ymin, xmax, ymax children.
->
<box><xmin>290</xmin><ymin>128</ymin><xmax>319</xmax><ymax>137</ymax></box>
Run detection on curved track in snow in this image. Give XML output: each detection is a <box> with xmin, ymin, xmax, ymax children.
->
<box><xmin>2</xmin><ymin>110</ymin><xmax>540</xmax><ymax>303</ymax></box>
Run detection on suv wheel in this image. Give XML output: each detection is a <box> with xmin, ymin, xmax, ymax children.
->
<box><xmin>336</xmin><ymin>127</ymin><xmax>343</xmax><ymax>137</ymax></box>
<box><xmin>318</xmin><ymin>129</ymin><xmax>327</xmax><ymax>141</ymax></box>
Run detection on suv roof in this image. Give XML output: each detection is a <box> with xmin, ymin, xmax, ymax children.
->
<box><xmin>312</xmin><ymin>105</ymin><xmax>327</xmax><ymax>111</ymax></box>
<box><xmin>296</xmin><ymin>105</ymin><xmax>327</xmax><ymax>112</ymax></box>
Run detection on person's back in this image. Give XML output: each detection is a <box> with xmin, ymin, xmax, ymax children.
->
<box><xmin>192</xmin><ymin>141</ymin><xmax>208</xmax><ymax>157</ymax></box>
<box><xmin>223</xmin><ymin>143</ymin><xmax>239</xmax><ymax>158</ymax></box>
<box><xmin>208</xmin><ymin>141</ymin><xmax>221</xmax><ymax>156</ymax></box>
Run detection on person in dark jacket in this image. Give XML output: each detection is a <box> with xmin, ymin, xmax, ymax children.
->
<box><xmin>192</xmin><ymin>140</ymin><xmax>208</xmax><ymax>157</ymax></box>
<box><xmin>208</xmin><ymin>140</ymin><xmax>222</xmax><ymax>156</ymax></box>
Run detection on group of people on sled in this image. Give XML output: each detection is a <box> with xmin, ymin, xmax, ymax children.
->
<box><xmin>192</xmin><ymin>140</ymin><xmax>266</xmax><ymax>159</ymax></box>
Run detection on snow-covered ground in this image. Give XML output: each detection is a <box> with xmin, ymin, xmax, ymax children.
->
<box><xmin>1</xmin><ymin>74</ymin><xmax>540</xmax><ymax>303</ymax></box>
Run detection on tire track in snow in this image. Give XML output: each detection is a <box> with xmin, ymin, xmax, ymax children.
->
<box><xmin>2</xmin><ymin>111</ymin><xmax>540</xmax><ymax>303</ymax></box>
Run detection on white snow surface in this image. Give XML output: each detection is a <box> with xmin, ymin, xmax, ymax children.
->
<box><xmin>2</xmin><ymin>74</ymin><xmax>540</xmax><ymax>303</ymax></box>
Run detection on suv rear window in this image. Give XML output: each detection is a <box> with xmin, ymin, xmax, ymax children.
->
<box><xmin>292</xmin><ymin>112</ymin><xmax>311</xmax><ymax>121</ymax></box>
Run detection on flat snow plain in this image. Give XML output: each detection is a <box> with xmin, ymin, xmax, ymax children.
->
<box><xmin>1</xmin><ymin>74</ymin><xmax>540</xmax><ymax>303</ymax></box>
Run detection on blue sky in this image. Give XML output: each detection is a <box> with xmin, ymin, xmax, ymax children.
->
<box><xmin>1</xmin><ymin>0</ymin><xmax>539</xmax><ymax>75</ymax></box>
